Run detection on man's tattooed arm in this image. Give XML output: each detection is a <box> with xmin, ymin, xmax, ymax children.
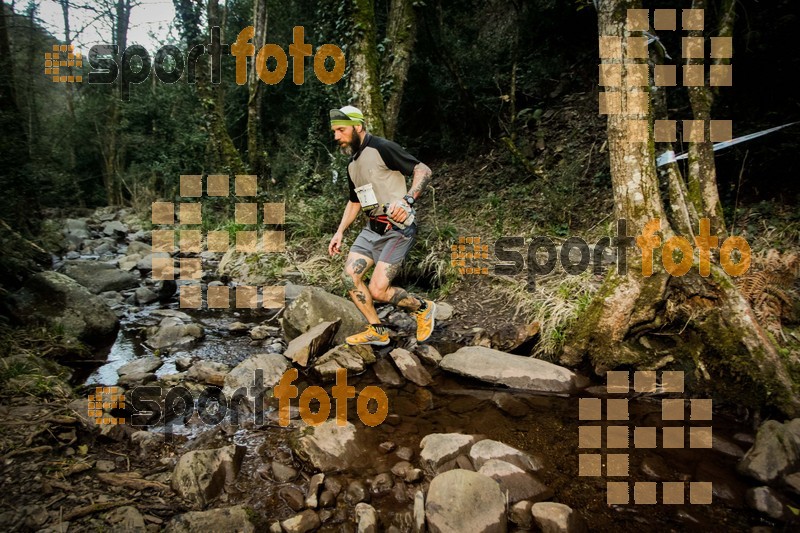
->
<box><xmin>407</xmin><ymin>162</ymin><xmax>432</xmax><ymax>200</ymax></box>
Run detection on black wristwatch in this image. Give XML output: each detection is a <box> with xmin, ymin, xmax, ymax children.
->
<box><xmin>403</xmin><ymin>194</ymin><xmax>415</xmax><ymax>206</ymax></box>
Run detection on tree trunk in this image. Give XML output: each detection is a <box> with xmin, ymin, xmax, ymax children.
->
<box><xmin>59</xmin><ymin>0</ymin><xmax>77</xmax><ymax>170</ymax></box>
<box><xmin>173</xmin><ymin>0</ymin><xmax>245</xmax><ymax>174</ymax></box>
<box><xmin>382</xmin><ymin>0</ymin><xmax>416</xmax><ymax>138</ymax></box>
<box><xmin>349</xmin><ymin>0</ymin><xmax>385</xmax><ymax>137</ymax></box>
<box><xmin>685</xmin><ymin>0</ymin><xmax>733</xmax><ymax>238</ymax></box>
<box><xmin>562</xmin><ymin>0</ymin><xmax>800</xmax><ymax>417</ymax></box>
<box><xmin>247</xmin><ymin>0</ymin><xmax>267</xmax><ymax>173</ymax></box>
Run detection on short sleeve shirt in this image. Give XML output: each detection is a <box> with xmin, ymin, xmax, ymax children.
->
<box><xmin>347</xmin><ymin>134</ymin><xmax>420</xmax><ymax>216</ymax></box>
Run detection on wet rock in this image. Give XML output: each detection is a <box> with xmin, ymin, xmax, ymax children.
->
<box><xmin>346</xmin><ymin>480</ymin><xmax>370</xmax><ymax>504</ymax></box>
<box><xmin>295</xmin><ymin>420</ymin><xmax>363</xmax><ymax>472</ymax></box>
<box><xmin>470</xmin><ymin>439</ymin><xmax>543</xmax><ymax>473</ymax></box>
<box><xmin>373</xmin><ymin>358</ymin><xmax>404</xmax><ymax>386</ymax></box>
<box><xmin>441</xmin><ymin>346</ymin><xmax>581</xmax><ymax>393</ymax></box>
<box><xmin>392</xmin><ymin>461</ymin><xmax>413</xmax><ymax>478</ymax></box>
<box><xmin>282</xmin><ymin>510</ymin><xmax>321</xmax><ymax>533</ymax></box>
<box><xmin>156</xmin><ymin>280</ymin><xmax>177</xmax><ymax>302</ymax></box>
<box><xmin>380</xmin><ymin>441</ymin><xmax>397</xmax><ymax>454</ymax></box>
<box><xmin>135</xmin><ymin>287</ymin><xmax>158</xmax><ymax>305</ymax></box>
<box><xmin>7</xmin><ymin>271</ymin><xmax>119</xmax><ymax>349</ymax></box>
<box><xmin>420</xmin><ymin>433</ymin><xmax>481</xmax><ymax>475</ymax></box>
<box><xmin>396</xmin><ymin>446</ymin><xmax>414</xmax><ymax>461</ymax></box>
<box><xmin>117</xmin><ymin>371</ymin><xmax>157</xmax><ymax>387</ymax></box>
<box><xmin>406</xmin><ymin>468</ymin><xmax>423</xmax><ymax>483</ymax></box>
<box><xmin>355</xmin><ymin>503</ymin><xmax>378</xmax><ymax>533</ymax></box>
<box><xmin>492</xmin><ymin>393</ymin><xmax>529</xmax><ymax>418</ymax></box>
<box><xmin>478</xmin><ymin>459</ymin><xmax>552</xmax><ymax>503</ymax></box>
<box><xmin>186</xmin><ymin>361</ymin><xmax>229</xmax><ymax>386</ymax></box>
<box><xmin>530</xmin><ymin>502</ymin><xmax>587</xmax><ymax>533</ymax></box>
<box><xmin>100</xmin><ymin>290</ymin><xmax>124</xmax><ymax>304</ymax></box>
<box><xmin>172</xmin><ymin>444</ymin><xmax>245</xmax><ymax>507</ymax></box>
<box><xmin>313</xmin><ymin>344</ymin><xmax>376</xmax><ymax>379</ymax></box>
<box><xmin>435</xmin><ymin>302</ymin><xmax>454</xmax><ymax>321</ymax></box>
<box><xmin>371</xmin><ymin>473</ymin><xmax>394</xmax><ymax>496</ymax></box>
<box><xmin>324</xmin><ymin>477</ymin><xmax>343</xmax><ymax>497</ymax></box>
<box><xmin>284</xmin><ymin>320</ymin><xmax>340</xmax><ymax>367</ymax></box>
<box><xmin>165</xmin><ymin>506</ymin><xmax>254</xmax><ymax>533</ymax></box>
<box><xmin>105</xmin><ymin>505</ymin><xmax>146</xmax><ymax>531</ymax></box>
<box><xmin>61</xmin><ymin>260</ymin><xmax>139</xmax><ymax>294</ymax></box>
<box><xmin>414</xmin><ymin>490</ymin><xmax>425</xmax><ymax>533</ymax></box>
<box><xmin>738</xmin><ymin>419</ymin><xmax>800</xmax><ymax>484</ymax></box>
<box><xmin>280</xmin><ymin>486</ymin><xmax>306</xmax><ymax>511</ymax></box>
<box><xmin>425</xmin><ymin>469</ymin><xmax>506</xmax><ymax>533</ymax></box>
<box><xmin>390</xmin><ymin>348</ymin><xmax>432</xmax><ymax>386</ymax></box>
<box><xmin>118</xmin><ymin>357</ymin><xmax>163</xmax><ymax>376</ymax></box>
<box><xmin>319</xmin><ymin>490</ymin><xmax>336</xmax><ymax>508</ymax></box>
<box><xmin>306</xmin><ymin>473</ymin><xmax>325</xmax><ymax>508</ymax></box>
<box><xmin>175</xmin><ymin>357</ymin><xmax>193</xmax><ymax>371</ymax></box>
<box><xmin>250</xmin><ymin>325</ymin><xmax>271</xmax><ymax>340</ymax></box>
<box><xmin>746</xmin><ymin>486</ymin><xmax>789</xmax><ymax>521</ymax></box>
<box><xmin>222</xmin><ymin>353</ymin><xmax>289</xmax><ymax>412</ymax></box>
<box><xmin>272</xmin><ymin>461</ymin><xmax>298</xmax><ymax>482</ymax></box>
<box><xmin>415</xmin><ymin>345</ymin><xmax>443</xmax><ymax>366</ymax></box>
<box><xmin>224</xmin><ymin>321</ymin><xmax>247</xmax><ymax>333</ymax></box>
<box><xmin>103</xmin><ymin>220</ymin><xmax>128</xmax><ymax>236</ymax></box>
<box><xmin>146</xmin><ymin>317</ymin><xmax>204</xmax><ymax>351</ymax></box>
<box><xmin>281</xmin><ymin>287</ymin><xmax>366</xmax><ymax>345</ymax></box>
<box><xmin>509</xmin><ymin>500</ymin><xmax>533</xmax><ymax>529</ymax></box>
<box><xmin>152</xmin><ymin>309</ymin><xmax>193</xmax><ymax>321</ymax></box>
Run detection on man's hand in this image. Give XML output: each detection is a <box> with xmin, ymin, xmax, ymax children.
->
<box><xmin>387</xmin><ymin>199</ymin><xmax>412</xmax><ymax>223</ymax></box>
<box><xmin>328</xmin><ymin>231</ymin><xmax>344</xmax><ymax>256</ymax></box>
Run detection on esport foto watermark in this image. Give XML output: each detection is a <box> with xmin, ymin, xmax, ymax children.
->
<box><xmin>453</xmin><ymin>218</ymin><xmax>750</xmax><ymax>289</ymax></box>
<box><xmin>48</xmin><ymin>26</ymin><xmax>344</xmax><ymax>99</ymax></box>
<box><xmin>90</xmin><ymin>369</ymin><xmax>389</xmax><ymax>434</ymax></box>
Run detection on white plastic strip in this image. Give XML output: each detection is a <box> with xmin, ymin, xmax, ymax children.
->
<box><xmin>656</xmin><ymin>121</ymin><xmax>798</xmax><ymax>167</ymax></box>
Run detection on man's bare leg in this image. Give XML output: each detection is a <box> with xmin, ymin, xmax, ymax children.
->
<box><xmin>370</xmin><ymin>262</ymin><xmax>422</xmax><ymax>311</ymax></box>
<box><xmin>342</xmin><ymin>252</ymin><xmax>379</xmax><ymax>323</ymax></box>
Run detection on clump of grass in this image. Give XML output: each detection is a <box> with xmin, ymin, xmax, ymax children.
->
<box><xmin>489</xmin><ymin>270</ymin><xmax>598</xmax><ymax>359</ymax></box>
<box><xmin>0</xmin><ymin>326</ymin><xmax>75</xmax><ymax>400</ymax></box>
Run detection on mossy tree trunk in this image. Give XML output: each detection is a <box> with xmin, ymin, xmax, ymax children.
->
<box><xmin>174</xmin><ymin>0</ymin><xmax>245</xmax><ymax>174</ymax></box>
<box><xmin>349</xmin><ymin>0</ymin><xmax>386</xmax><ymax>137</ymax></box>
<box><xmin>562</xmin><ymin>0</ymin><xmax>799</xmax><ymax>417</ymax></box>
<box><xmin>247</xmin><ymin>0</ymin><xmax>268</xmax><ymax>174</ymax></box>
<box><xmin>685</xmin><ymin>0</ymin><xmax>733</xmax><ymax>237</ymax></box>
<box><xmin>382</xmin><ymin>0</ymin><xmax>417</xmax><ymax>139</ymax></box>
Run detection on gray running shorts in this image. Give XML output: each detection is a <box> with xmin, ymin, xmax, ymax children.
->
<box><xmin>350</xmin><ymin>223</ymin><xmax>417</xmax><ymax>265</ymax></box>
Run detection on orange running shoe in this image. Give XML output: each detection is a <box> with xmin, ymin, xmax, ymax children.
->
<box><xmin>346</xmin><ymin>324</ymin><xmax>390</xmax><ymax>346</ymax></box>
<box><xmin>414</xmin><ymin>299</ymin><xmax>436</xmax><ymax>342</ymax></box>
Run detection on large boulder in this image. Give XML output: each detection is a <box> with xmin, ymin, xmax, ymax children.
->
<box><xmin>165</xmin><ymin>506</ymin><xmax>254</xmax><ymax>533</ymax></box>
<box><xmin>425</xmin><ymin>470</ymin><xmax>506</xmax><ymax>533</ymax></box>
<box><xmin>8</xmin><ymin>271</ymin><xmax>119</xmax><ymax>349</ymax></box>
<box><xmin>469</xmin><ymin>439</ymin><xmax>543</xmax><ymax>472</ymax></box>
<box><xmin>440</xmin><ymin>346</ymin><xmax>581</xmax><ymax>393</ymax></box>
<box><xmin>738</xmin><ymin>419</ymin><xmax>800</xmax><ymax>484</ymax></box>
<box><xmin>294</xmin><ymin>420</ymin><xmax>364</xmax><ymax>472</ymax></box>
<box><xmin>172</xmin><ymin>445</ymin><xmax>245</xmax><ymax>507</ymax></box>
<box><xmin>60</xmin><ymin>260</ymin><xmax>138</xmax><ymax>294</ymax></box>
<box><xmin>282</xmin><ymin>287</ymin><xmax>367</xmax><ymax>346</ymax></box>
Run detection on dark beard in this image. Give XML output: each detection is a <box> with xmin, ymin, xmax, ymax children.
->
<box><xmin>340</xmin><ymin>130</ymin><xmax>362</xmax><ymax>155</ymax></box>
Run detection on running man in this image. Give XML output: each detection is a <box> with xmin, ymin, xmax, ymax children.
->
<box><xmin>327</xmin><ymin>105</ymin><xmax>436</xmax><ymax>346</ymax></box>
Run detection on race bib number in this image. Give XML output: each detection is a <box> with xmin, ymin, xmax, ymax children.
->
<box><xmin>354</xmin><ymin>184</ymin><xmax>378</xmax><ymax>211</ymax></box>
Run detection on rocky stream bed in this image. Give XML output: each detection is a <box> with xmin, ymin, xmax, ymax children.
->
<box><xmin>2</xmin><ymin>208</ymin><xmax>800</xmax><ymax>532</ymax></box>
